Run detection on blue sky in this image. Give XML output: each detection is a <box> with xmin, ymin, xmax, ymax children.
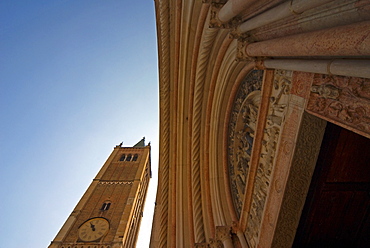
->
<box><xmin>0</xmin><ymin>1</ymin><xmax>158</xmax><ymax>247</ymax></box>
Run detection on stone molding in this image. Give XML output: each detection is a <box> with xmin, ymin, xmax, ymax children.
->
<box><xmin>191</xmin><ymin>17</ymin><xmax>219</xmax><ymax>243</ymax></box>
<box><xmin>272</xmin><ymin>113</ymin><xmax>326</xmax><ymax>247</ymax></box>
<box><xmin>155</xmin><ymin>0</ymin><xmax>171</xmax><ymax>247</ymax></box>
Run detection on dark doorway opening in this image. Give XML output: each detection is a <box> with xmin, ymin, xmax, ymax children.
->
<box><xmin>293</xmin><ymin>122</ymin><xmax>370</xmax><ymax>247</ymax></box>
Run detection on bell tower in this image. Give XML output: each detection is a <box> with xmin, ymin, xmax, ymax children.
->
<box><xmin>49</xmin><ymin>138</ymin><xmax>151</xmax><ymax>248</ymax></box>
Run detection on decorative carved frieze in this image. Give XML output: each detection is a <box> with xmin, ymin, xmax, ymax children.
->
<box><xmin>307</xmin><ymin>74</ymin><xmax>370</xmax><ymax>137</ymax></box>
<box><xmin>245</xmin><ymin>70</ymin><xmax>292</xmax><ymax>247</ymax></box>
<box><xmin>228</xmin><ymin>70</ymin><xmax>263</xmax><ymax>217</ymax></box>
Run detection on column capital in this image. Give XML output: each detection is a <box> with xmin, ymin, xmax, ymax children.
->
<box><xmin>195</xmin><ymin>242</ymin><xmax>209</xmax><ymax>248</ymax></box>
<box><xmin>231</xmin><ymin>221</ymin><xmax>240</xmax><ymax>234</ymax></box>
<box><xmin>215</xmin><ymin>226</ymin><xmax>232</xmax><ymax>242</ymax></box>
<box><xmin>209</xmin><ymin>238</ymin><xmax>223</xmax><ymax>248</ymax></box>
<box><xmin>206</xmin><ymin>0</ymin><xmax>241</xmax><ymax>29</ymax></box>
<box><xmin>236</xmin><ymin>39</ymin><xmax>258</xmax><ymax>61</ymax></box>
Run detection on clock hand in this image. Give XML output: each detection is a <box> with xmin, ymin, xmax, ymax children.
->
<box><xmin>90</xmin><ymin>223</ymin><xmax>96</xmax><ymax>231</ymax></box>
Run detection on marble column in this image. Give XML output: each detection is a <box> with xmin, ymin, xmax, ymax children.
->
<box><xmin>246</xmin><ymin>21</ymin><xmax>370</xmax><ymax>57</ymax></box>
<box><xmin>218</xmin><ymin>0</ymin><xmax>259</xmax><ymax>23</ymax></box>
<box><xmin>238</xmin><ymin>0</ymin><xmax>332</xmax><ymax>32</ymax></box>
<box><xmin>263</xmin><ymin>59</ymin><xmax>370</xmax><ymax>79</ymax></box>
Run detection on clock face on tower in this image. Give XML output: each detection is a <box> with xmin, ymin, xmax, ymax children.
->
<box><xmin>78</xmin><ymin>217</ymin><xmax>110</xmax><ymax>242</ymax></box>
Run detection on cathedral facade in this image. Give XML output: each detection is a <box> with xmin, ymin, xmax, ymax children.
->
<box><xmin>150</xmin><ymin>0</ymin><xmax>370</xmax><ymax>247</ymax></box>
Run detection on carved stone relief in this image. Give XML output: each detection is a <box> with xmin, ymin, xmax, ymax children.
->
<box><xmin>307</xmin><ymin>74</ymin><xmax>370</xmax><ymax>137</ymax></box>
<box><xmin>291</xmin><ymin>71</ymin><xmax>314</xmax><ymax>99</ymax></box>
<box><xmin>245</xmin><ymin>70</ymin><xmax>292</xmax><ymax>247</ymax></box>
<box><xmin>228</xmin><ymin>70</ymin><xmax>263</xmax><ymax>217</ymax></box>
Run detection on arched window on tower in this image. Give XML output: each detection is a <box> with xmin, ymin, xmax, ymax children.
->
<box><xmin>132</xmin><ymin>154</ymin><xmax>138</xmax><ymax>161</ymax></box>
<box><xmin>126</xmin><ymin>154</ymin><xmax>132</xmax><ymax>161</ymax></box>
<box><xmin>119</xmin><ymin>154</ymin><xmax>126</xmax><ymax>161</ymax></box>
<box><xmin>101</xmin><ymin>201</ymin><xmax>111</xmax><ymax>211</ymax></box>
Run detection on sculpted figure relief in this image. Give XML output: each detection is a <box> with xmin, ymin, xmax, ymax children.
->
<box><xmin>308</xmin><ymin>74</ymin><xmax>370</xmax><ymax>136</ymax></box>
<box><xmin>246</xmin><ymin>70</ymin><xmax>292</xmax><ymax>246</ymax></box>
<box><xmin>228</xmin><ymin>70</ymin><xmax>263</xmax><ymax>217</ymax></box>
<box><xmin>228</xmin><ymin>70</ymin><xmax>293</xmax><ymax>247</ymax></box>
<box><xmin>311</xmin><ymin>84</ymin><xmax>340</xmax><ymax>99</ymax></box>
